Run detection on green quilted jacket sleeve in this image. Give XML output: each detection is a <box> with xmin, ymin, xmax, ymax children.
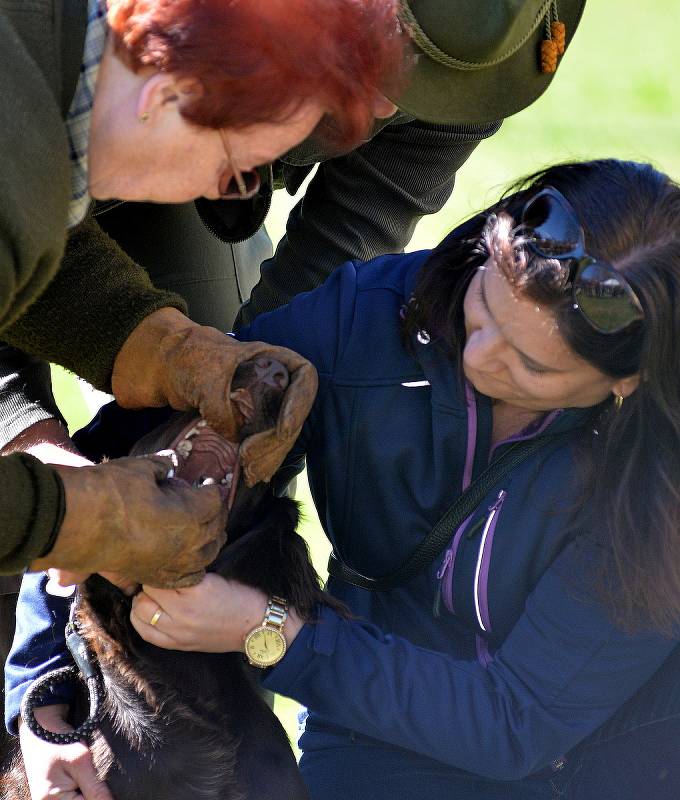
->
<box><xmin>1</xmin><ymin>216</ymin><xmax>187</xmax><ymax>393</ymax></box>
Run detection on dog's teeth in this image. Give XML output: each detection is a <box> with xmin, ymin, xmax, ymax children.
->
<box><xmin>184</xmin><ymin>427</ymin><xmax>201</xmax><ymax>440</ymax></box>
<box><xmin>197</xmin><ymin>420</ymin><xmax>208</xmax><ymax>429</ymax></box>
<box><xmin>220</xmin><ymin>473</ymin><xmax>233</xmax><ymax>487</ymax></box>
<box><xmin>176</xmin><ymin>439</ymin><xmax>193</xmax><ymax>458</ymax></box>
<box><xmin>156</xmin><ymin>449</ymin><xmax>179</xmax><ymax>479</ymax></box>
<box><xmin>199</xmin><ymin>476</ymin><xmax>216</xmax><ymax>486</ymax></box>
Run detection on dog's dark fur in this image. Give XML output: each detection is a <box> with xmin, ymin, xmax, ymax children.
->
<box><xmin>1</xmin><ymin>362</ymin><xmax>331</xmax><ymax>800</ymax></box>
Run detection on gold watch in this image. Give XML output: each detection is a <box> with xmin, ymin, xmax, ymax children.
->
<box><xmin>244</xmin><ymin>595</ymin><xmax>288</xmax><ymax>668</ymax></box>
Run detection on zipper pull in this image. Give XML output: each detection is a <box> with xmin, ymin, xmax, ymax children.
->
<box><xmin>489</xmin><ymin>489</ymin><xmax>506</xmax><ymax>512</ymax></box>
<box><xmin>436</xmin><ymin>549</ymin><xmax>452</xmax><ymax>580</ymax></box>
<box><xmin>433</xmin><ymin>550</ymin><xmax>453</xmax><ymax>618</ymax></box>
<box><xmin>466</xmin><ymin>489</ymin><xmax>507</xmax><ymax>540</ymax></box>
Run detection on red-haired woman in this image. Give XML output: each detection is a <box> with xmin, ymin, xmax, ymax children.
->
<box><xmin>0</xmin><ymin>0</ymin><xmax>405</xmax><ymax>585</ymax></box>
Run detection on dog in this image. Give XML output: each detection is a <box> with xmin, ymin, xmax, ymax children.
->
<box><xmin>2</xmin><ymin>359</ymin><xmax>330</xmax><ymax>800</ymax></box>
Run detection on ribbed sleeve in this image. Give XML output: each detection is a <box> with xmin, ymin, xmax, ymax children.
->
<box><xmin>0</xmin><ymin>453</ymin><xmax>65</xmax><ymax>573</ymax></box>
<box><xmin>1</xmin><ymin>217</ymin><xmax>187</xmax><ymax>392</ymax></box>
<box><xmin>0</xmin><ymin>345</ymin><xmax>65</xmax><ymax>448</ymax></box>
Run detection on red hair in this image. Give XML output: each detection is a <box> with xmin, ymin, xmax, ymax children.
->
<box><xmin>107</xmin><ymin>0</ymin><xmax>408</xmax><ymax>150</ymax></box>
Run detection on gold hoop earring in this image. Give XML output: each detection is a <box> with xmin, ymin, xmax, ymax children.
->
<box><xmin>138</xmin><ymin>112</ymin><xmax>150</xmax><ymax>124</ymax></box>
<box><xmin>614</xmin><ymin>395</ymin><xmax>624</xmax><ymax>410</ymax></box>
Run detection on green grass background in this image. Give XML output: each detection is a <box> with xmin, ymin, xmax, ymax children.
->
<box><xmin>52</xmin><ymin>0</ymin><xmax>679</xmax><ymax>754</ymax></box>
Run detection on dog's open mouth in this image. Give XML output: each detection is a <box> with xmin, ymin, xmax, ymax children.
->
<box><xmin>166</xmin><ymin>418</ymin><xmax>241</xmax><ymax>507</ymax></box>
<box><xmin>129</xmin><ymin>357</ymin><xmax>290</xmax><ymax>512</ymax></box>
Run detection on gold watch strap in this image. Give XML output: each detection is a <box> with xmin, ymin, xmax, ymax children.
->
<box><xmin>263</xmin><ymin>595</ymin><xmax>288</xmax><ymax>631</ymax></box>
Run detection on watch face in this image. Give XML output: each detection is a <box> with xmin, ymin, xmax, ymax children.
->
<box><xmin>245</xmin><ymin>626</ymin><xmax>286</xmax><ymax>667</ymax></box>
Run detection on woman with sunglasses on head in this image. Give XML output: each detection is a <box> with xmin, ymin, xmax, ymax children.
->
<box><xmin>10</xmin><ymin>158</ymin><xmax>680</xmax><ymax>799</ymax></box>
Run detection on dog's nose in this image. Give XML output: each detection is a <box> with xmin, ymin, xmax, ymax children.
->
<box><xmin>254</xmin><ymin>358</ymin><xmax>289</xmax><ymax>391</ymax></box>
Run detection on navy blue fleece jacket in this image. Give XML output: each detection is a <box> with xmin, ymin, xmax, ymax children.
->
<box><xmin>6</xmin><ymin>252</ymin><xmax>678</xmax><ymax>786</ymax></box>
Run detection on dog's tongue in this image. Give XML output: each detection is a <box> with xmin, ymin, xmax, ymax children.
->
<box><xmin>167</xmin><ymin>418</ymin><xmax>239</xmax><ymax>502</ymax></box>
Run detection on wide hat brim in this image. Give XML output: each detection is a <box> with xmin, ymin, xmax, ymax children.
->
<box><xmin>391</xmin><ymin>0</ymin><xmax>586</xmax><ymax>125</ymax></box>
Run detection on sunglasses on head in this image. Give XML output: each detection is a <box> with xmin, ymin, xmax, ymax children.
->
<box><xmin>520</xmin><ymin>187</ymin><xmax>644</xmax><ymax>334</ymax></box>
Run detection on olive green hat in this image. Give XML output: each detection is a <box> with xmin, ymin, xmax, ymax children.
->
<box><xmin>391</xmin><ymin>0</ymin><xmax>586</xmax><ymax>124</ymax></box>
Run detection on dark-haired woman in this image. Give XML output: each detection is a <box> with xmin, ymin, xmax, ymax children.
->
<box><xmin>10</xmin><ymin>159</ymin><xmax>680</xmax><ymax>799</ymax></box>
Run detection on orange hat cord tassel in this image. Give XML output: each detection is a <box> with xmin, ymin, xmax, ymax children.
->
<box><xmin>540</xmin><ymin>1</ymin><xmax>565</xmax><ymax>73</ymax></box>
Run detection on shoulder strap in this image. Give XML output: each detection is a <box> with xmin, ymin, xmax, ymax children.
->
<box><xmin>327</xmin><ymin>433</ymin><xmax>563</xmax><ymax>591</ymax></box>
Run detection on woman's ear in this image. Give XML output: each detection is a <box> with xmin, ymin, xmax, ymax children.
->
<box><xmin>136</xmin><ymin>74</ymin><xmax>204</xmax><ymax>123</ymax></box>
<box><xmin>612</xmin><ymin>373</ymin><xmax>640</xmax><ymax>400</ymax></box>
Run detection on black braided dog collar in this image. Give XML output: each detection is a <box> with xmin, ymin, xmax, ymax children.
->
<box><xmin>20</xmin><ymin>594</ymin><xmax>104</xmax><ymax>745</ymax></box>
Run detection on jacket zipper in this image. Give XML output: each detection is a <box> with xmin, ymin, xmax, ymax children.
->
<box><xmin>473</xmin><ymin>489</ymin><xmax>507</xmax><ymax>634</ymax></box>
<box><xmin>436</xmin><ymin>383</ymin><xmax>478</xmax><ymax>615</ymax></box>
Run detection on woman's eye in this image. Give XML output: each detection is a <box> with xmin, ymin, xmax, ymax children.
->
<box><xmin>521</xmin><ymin>358</ymin><xmax>548</xmax><ymax>375</ymax></box>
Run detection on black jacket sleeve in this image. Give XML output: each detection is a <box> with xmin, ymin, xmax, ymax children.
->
<box><xmin>236</xmin><ymin>118</ymin><xmax>501</xmax><ymax>326</ymax></box>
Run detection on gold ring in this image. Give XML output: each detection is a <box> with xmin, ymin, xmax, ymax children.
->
<box><xmin>149</xmin><ymin>608</ymin><xmax>163</xmax><ymax>627</ymax></box>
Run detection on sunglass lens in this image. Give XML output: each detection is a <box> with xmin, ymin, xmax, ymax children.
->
<box><xmin>522</xmin><ymin>192</ymin><xmax>583</xmax><ymax>258</ymax></box>
<box><xmin>574</xmin><ymin>261</ymin><xmax>644</xmax><ymax>333</ymax></box>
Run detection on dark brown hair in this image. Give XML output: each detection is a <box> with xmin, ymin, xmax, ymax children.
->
<box><xmin>405</xmin><ymin>159</ymin><xmax>680</xmax><ymax>635</ymax></box>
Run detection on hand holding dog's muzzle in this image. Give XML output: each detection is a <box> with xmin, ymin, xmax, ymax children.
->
<box><xmin>30</xmin><ymin>454</ymin><xmax>228</xmax><ymax>588</ymax></box>
<box><xmin>112</xmin><ymin>309</ymin><xmax>318</xmax><ymax>486</ymax></box>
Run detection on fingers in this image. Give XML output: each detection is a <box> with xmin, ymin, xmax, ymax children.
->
<box><xmin>20</xmin><ymin>719</ymin><xmax>112</xmax><ymax>800</ymax></box>
<box><xmin>98</xmin><ymin>572</ymin><xmax>139</xmax><ymax>596</ymax></box>
<box><xmin>276</xmin><ymin>360</ymin><xmax>318</xmax><ymax>438</ymax></box>
<box><xmin>74</xmin><ymin>759</ymin><xmax>115</xmax><ymax>800</ymax></box>
<box><xmin>139</xmin><ymin>452</ymin><xmax>178</xmax><ymax>482</ymax></box>
<box><xmin>130</xmin><ymin>612</ymin><xmax>177</xmax><ymax>649</ymax></box>
<box><xmin>106</xmin><ymin>477</ymin><xmax>226</xmax><ymax>588</ymax></box>
<box><xmin>149</xmin><ymin>569</ymin><xmax>206</xmax><ymax>589</ymax></box>
<box><xmin>239</xmin><ymin>429</ymin><xmax>291</xmax><ymax>486</ymax></box>
<box><xmin>160</xmin><ymin>481</ymin><xmax>228</xmax><ymax>548</ymax></box>
<box><xmin>46</xmin><ymin>569</ymin><xmax>89</xmax><ymax>596</ymax></box>
<box><xmin>177</xmin><ymin>482</ymin><xmax>228</xmax><ymax>525</ymax></box>
<box><xmin>237</xmin><ymin>361</ymin><xmax>317</xmax><ymax>485</ymax></box>
<box><xmin>130</xmin><ymin>576</ymin><xmax>242</xmax><ymax>652</ymax></box>
<box><xmin>130</xmin><ymin>592</ymin><xmax>177</xmax><ymax>649</ymax></box>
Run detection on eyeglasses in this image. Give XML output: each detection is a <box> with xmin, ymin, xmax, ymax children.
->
<box><xmin>520</xmin><ymin>187</ymin><xmax>644</xmax><ymax>334</ymax></box>
<box><xmin>217</xmin><ymin>129</ymin><xmax>261</xmax><ymax>200</ymax></box>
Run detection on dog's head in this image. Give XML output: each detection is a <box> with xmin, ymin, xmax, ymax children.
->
<box><xmin>79</xmin><ymin>357</ymin><xmax>313</xmax><ymax>646</ymax></box>
<box><xmin>128</xmin><ymin>357</ymin><xmax>289</xmax><ymax>530</ymax></box>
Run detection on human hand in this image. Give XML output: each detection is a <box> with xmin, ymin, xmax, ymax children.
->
<box><xmin>19</xmin><ymin>705</ymin><xmax>113</xmax><ymax>800</ymax></box>
<box><xmin>111</xmin><ymin>309</ymin><xmax>318</xmax><ymax>486</ymax></box>
<box><xmin>6</xmin><ymin>421</ymin><xmax>94</xmax><ymax>590</ymax></box>
<box><xmin>0</xmin><ymin>418</ymin><xmax>92</xmax><ymax>467</ymax></box>
<box><xmin>130</xmin><ymin>575</ymin><xmax>303</xmax><ymax>653</ymax></box>
<box><xmin>46</xmin><ymin>569</ymin><xmax>138</xmax><ymax>596</ymax></box>
<box><xmin>30</xmin><ymin>454</ymin><xmax>228</xmax><ymax>588</ymax></box>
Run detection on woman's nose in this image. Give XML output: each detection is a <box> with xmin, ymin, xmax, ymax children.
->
<box><xmin>464</xmin><ymin>328</ymin><xmax>505</xmax><ymax>370</ymax></box>
<box><xmin>373</xmin><ymin>95</ymin><xmax>398</xmax><ymax>119</ymax></box>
